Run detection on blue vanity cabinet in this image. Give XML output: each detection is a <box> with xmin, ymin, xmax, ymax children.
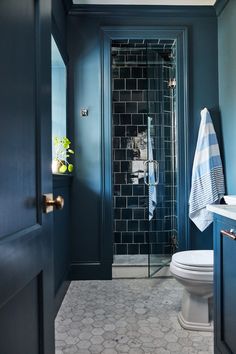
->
<box><xmin>214</xmin><ymin>214</ymin><xmax>236</xmax><ymax>354</ymax></box>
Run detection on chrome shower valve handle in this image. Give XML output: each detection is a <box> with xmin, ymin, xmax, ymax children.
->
<box><xmin>144</xmin><ymin>160</ymin><xmax>159</xmax><ymax>186</ymax></box>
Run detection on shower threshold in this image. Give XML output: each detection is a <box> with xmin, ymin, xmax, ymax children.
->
<box><xmin>112</xmin><ymin>254</ymin><xmax>171</xmax><ymax>278</ymax></box>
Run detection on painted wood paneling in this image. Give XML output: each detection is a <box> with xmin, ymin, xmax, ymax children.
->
<box><xmin>218</xmin><ymin>0</ymin><xmax>236</xmax><ymax>194</ymax></box>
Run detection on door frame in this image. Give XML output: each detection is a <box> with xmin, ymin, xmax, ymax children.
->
<box><xmin>101</xmin><ymin>26</ymin><xmax>190</xmax><ymax>266</ymax></box>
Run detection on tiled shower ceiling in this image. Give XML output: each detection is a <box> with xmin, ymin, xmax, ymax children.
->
<box><xmin>73</xmin><ymin>0</ymin><xmax>216</xmax><ymax>5</ymax></box>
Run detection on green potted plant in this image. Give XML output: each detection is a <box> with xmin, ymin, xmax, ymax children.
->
<box><xmin>52</xmin><ymin>136</ymin><xmax>74</xmax><ymax>174</ymax></box>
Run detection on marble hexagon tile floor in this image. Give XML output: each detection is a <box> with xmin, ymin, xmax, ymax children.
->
<box><xmin>55</xmin><ymin>278</ymin><xmax>213</xmax><ymax>354</ymax></box>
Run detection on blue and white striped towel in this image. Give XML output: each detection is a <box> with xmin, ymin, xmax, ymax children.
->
<box><xmin>189</xmin><ymin>108</ymin><xmax>225</xmax><ymax>231</ymax></box>
<box><xmin>148</xmin><ymin>117</ymin><xmax>157</xmax><ymax>221</ymax></box>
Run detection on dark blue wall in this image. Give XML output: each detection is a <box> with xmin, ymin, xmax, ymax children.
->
<box><xmin>218</xmin><ymin>0</ymin><xmax>236</xmax><ymax>195</ymax></box>
<box><xmin>53</xmin><ymin>175</ymin><xmax>71</xmax><ymax>315</ymax></box>
<box><xmin>52</xmin><ymin>0</ymin><xmax>67</xmax><ymax>55</ymax></box>
<box><xmin>67</xmin><ymin>6</ymin><xmax>219</xmax><ymax>278</ymax></box>
<box><xmin>52</xmin><ymin>0</ymin><xmax>71</xmax><ymax>312</ymax></box>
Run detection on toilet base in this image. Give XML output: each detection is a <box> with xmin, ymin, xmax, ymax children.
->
<box><xmin>178</xmin><ymin>311</ymin><xmax>213</xmax><ymax>332</ymax></box>
<box><xmin>178</xmin><ymin>289</ymin><xmax>213</xmax><ymax>332</ymax></box>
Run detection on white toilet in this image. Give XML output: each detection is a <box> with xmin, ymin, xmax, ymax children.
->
<box><xmin>170</xmin><ymin>250</ymin><xmax>213</xmax><ymax>331</ymax></box>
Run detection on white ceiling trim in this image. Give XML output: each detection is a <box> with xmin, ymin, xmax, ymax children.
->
<box><xmin>73</xmin><ymin>0</ymin><xmax>216</xmax><ymax>6</ymax></box>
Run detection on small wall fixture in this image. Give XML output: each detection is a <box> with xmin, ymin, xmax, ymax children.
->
<box><xmin>80</xmin><ymin>108</ymin><xmax>88</xmax><ymax>117</ymax></box>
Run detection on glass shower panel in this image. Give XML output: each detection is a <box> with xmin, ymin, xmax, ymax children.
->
<box><xmin>111</xmin><ymin>39</ymin><xmax>177</xmax><ymax>278</ymax></box>
<box><xmin>146</xmin><ymin>42</ymin><xmax>177</xmax><ymax>277</ymax></box>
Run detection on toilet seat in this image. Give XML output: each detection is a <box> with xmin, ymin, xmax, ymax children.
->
<box><xmin>170</xmin><ymin>250</ymin><xmax>213</xmax><ymax>282</ymax></box>
<box><xmin>172</xmin><ymin>250</ymin><xmax>213</xmax><ymax>268</ymax></box>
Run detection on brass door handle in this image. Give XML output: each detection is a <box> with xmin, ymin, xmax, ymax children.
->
<box><xmin>221</xmin><ymin>229</ymin><xmax>236</xmax><ymax>240</ymax></box>
<box><xmin>43</xmin><ymin>194</ymin><xmax>64</xmax><ymax>213</ymax></box>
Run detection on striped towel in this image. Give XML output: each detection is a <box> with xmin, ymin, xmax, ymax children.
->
<box><xmin>148</xmin><ymin>117</ymin><xmax>157</xmax><ymax>221</ymax></box>
<box><xmin>189</xmin><ymin>108</ymin><xmax>225</xmax><ymax>231</ymax></box>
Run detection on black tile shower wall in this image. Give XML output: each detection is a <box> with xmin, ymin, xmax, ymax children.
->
<box><xmin>112</xmin><ymin>40</ymin><xmax>177</xmax><ymax>255</ymax></box>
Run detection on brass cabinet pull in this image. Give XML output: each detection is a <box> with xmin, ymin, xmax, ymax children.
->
<box><xmin>43</xmin><ymin>193</ymin><xmax>64</xmax><ymax>213</ymax></box>
<box><xmin>221</xmin><ymin>229</ymin><xmax>236</xmax><ymax>240</ymax></box>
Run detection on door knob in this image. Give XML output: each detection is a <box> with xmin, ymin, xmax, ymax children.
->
<box><xmin>43</xmin><ymin>193</ymin><xmax>64</xmax><ymax>213</ymax></box>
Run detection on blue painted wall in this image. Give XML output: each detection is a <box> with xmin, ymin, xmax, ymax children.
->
<box><xmin>52</xmin><ymin>0</ymin><xmax>71</xmax><ymax>309</ymax></box>
<box><xmin>218</xmin><ymin>0</ymin><xmax>236</xmax><ymax>195</ymax></box>
<box><xmin>67</xmin><ymin>7</ymin><xmax>219</xmax><ymax>278</ymax></box>
<box><xmin>52</xmin><ymin>0</ymin><xmax>67</xmax><ymax>53</ymax></box>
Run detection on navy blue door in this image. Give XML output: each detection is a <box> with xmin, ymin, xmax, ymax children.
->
<box><xmin>0</xmin><ymin>1</ymin><xmax>54</xmax><ymax>353</ymax></box>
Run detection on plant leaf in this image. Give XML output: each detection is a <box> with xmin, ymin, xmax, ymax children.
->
<box><xmin>68</xmin><ymin>164</ymin><xmax>74</xmax><ymax>172</ymax></box>
<box><xmin>59</xmin><ymin>164</ymin><xmax>67</xmax><ymax>173</ymax></box>
<box><xmin>53</xmin><ymin>136</ymin><xmax>59</xmax><ymax>146</ymax></box>
<box><xmin>68</xmin><ymin>149</ymin><xmax>74</xmax><ymax>154</ymax></box>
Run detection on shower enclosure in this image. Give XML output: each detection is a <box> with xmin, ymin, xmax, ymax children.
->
<box><xmin>111</xmin><ymin>39</ymin><xmax>178</xmax><ymax>277</ymax></box>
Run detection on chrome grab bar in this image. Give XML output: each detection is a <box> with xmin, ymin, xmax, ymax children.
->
<box><xmin>221</xmin><ymin>229</ymin><xmax>236</xmax><ymax>240</ymax></box>
<box><xmin>144</xmin><ymin>160</ymin><xmax>159</xmax><ymax>186</ymax></box>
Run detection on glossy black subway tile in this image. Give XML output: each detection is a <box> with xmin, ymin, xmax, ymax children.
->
<box><xmin>132</xmin><ymin>114</ymin><xmax>144</xmax><ymax>125</ymax></box>
<box><xmin>134</xmin><ymin>232</ymin><xmax>145</xmax><ymax>243</ymax></box>
<box><xmin>126</xmin><ymin>102</ymin><xmax>137</xmax><ymax>114</ymax></box>
<box><xmin>120</xmin><ymin>113</ymin><xmax>131</xmax><ymax>125</ymax></box>
<box><xmin>114</xmin><ymin>126</ymin><xmax>125</xmax><ymax>137</ymax></box>
<box><xmin>120</xmin><ymin>67</ymin><xmax>131</xmax><ymax>78</ymax></box>
<box><xmin>122</xmin><ymin>232</ymin><xmax>133</xmax><ymax>243</ymax></box>
<box><xmin>132</xmin><ymin>91</ymin><xmax>143</xmax><ymax>101</ymax></box>
<box><xmin>128</xmin><ymin>220</ymin><xmax>139</xmax><ymax>231</ymax></box>
<box><xmin>113</xmin><ymin>185</ymin><xmax>120</xmax><ymax>196</ymax></box>
<box><xmin>114</xmin><ymin>209</ymin><xmax>121</xmax><ymax>220</ymax></box>
<box><xmin>128</xmin><ymin>243</ymin><xmax>139</xmax><ymax>254</ymax></box>
<box><xmin>114</xmin><ymin>78</ymin><xmax>125</xmax><ymax>90</ymax></box>
<box><xmin>114</xmin><ymin>231</ymin><xmax>122</xmax><ymax>243</ymax></box>
<box><xmin>121</xmin><ymin>185</ymin><xmax>132</xmax><ymax>196</ymax></box>
<box><xmin>116</xmin><ymin>244</ymin><xmax>127</xmax><ymax>255</ymax></box>
<box><xmin>127</xmin><ymin>196</ymin><xmax>139</xmax><ymax>207</ymax></box>
<box><xmin>114</xmin><ymin>149</ymin><xmax>126</xmax><ymax>160</ymax></box>
<box><xmin>138</xmin><ymin>79</ymin><xmax>148</xmax><ymax>90</ymax></box>
<box><xmin>120</xmin><ymin>90</ymin><xmax>131</xmax><ymax>102</ymax></box>
<box><xmin>114</xmin><ymin>173</ymin><xmax>126</xmax><ymax>184</ymax></box>
<box><xmin>126</xmin><ymin>78</ymin><xmax>137</xmax><ymax>90</ymax></box>
<box><xmin>113</xmin><ymin>137</ymin><xmax>120</xmax><ymax>148</ymax></box>
<box><xmin>122</xmin><ymin>209</ymin><xmax>132</xmax><ymax>220</ymax></box>
<box><xmin>115</xmin><ymin>196</ymin><xmax>126</xmax><ymax>208</ymax></box>
<box><xmin>114</xmin><ymin>102</ymin><xmax>125</xmax><ymax>113</ymax></box>
<box><xmin>113</xmin><ymin>161</ymin><xmax>120</xmax><ymax>172</ymax></box>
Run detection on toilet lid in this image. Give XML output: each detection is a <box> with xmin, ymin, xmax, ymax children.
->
<box><xmin>172</xmin><ymin>250</ymin><xmax>213</xmax><ymax>268</ymax></box>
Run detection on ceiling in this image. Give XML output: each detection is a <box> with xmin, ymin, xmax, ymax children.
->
<box><xmin>72</xmin><ymin>0</ymin><xmax>216</xmax><ymax>5</ymax></box>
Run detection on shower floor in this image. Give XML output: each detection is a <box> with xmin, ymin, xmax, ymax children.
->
<box><xmin>112</xmin><ymin>255</ymin><xmax>171</xmax><ymax>278</ymax></box>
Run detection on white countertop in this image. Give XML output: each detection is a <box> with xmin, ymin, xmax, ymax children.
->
<box><xmin>207</xmin><ymin>204</ymin><xmax>236</xmax><ymax>221</ymax></box>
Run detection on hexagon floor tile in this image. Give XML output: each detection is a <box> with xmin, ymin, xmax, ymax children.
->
<box><xmin>55</xmin><ymin>278</ymin><xmax>213</xmax><ymax>354</ymax></box>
